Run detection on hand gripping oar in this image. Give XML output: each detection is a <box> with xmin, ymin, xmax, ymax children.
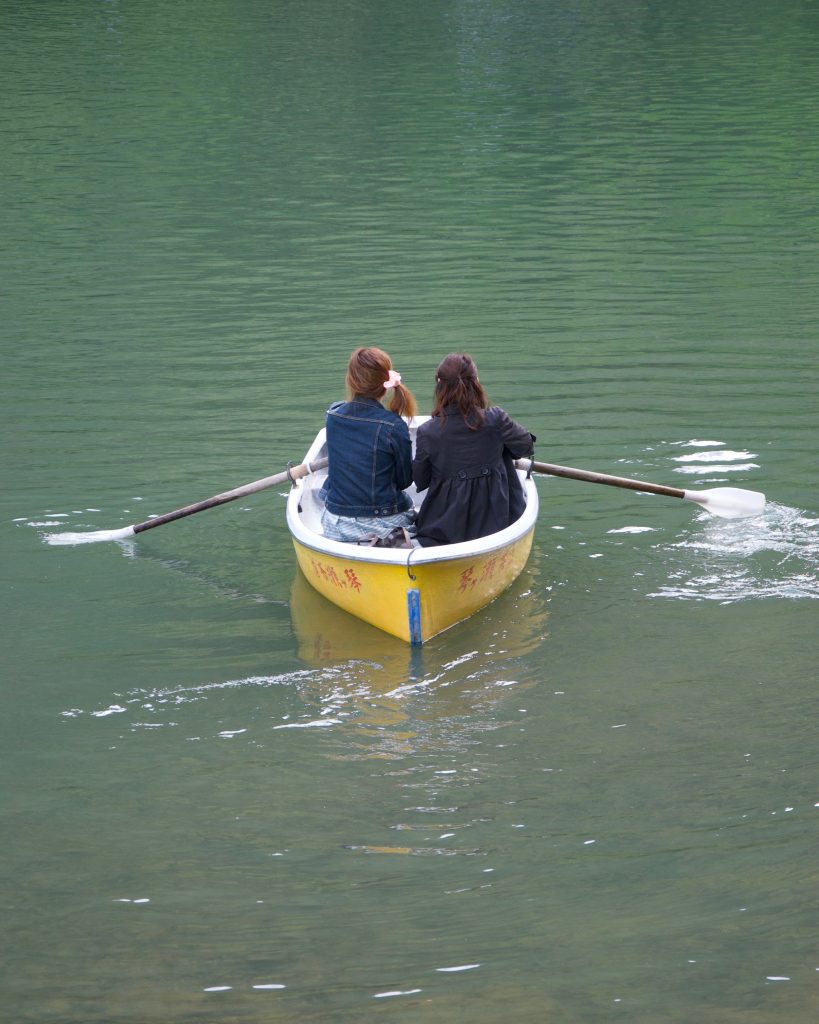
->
<box><xmin>45</xmin><ymin>457</ymin><xmax>329</xmax><ymax>545</ymax></box>
<box><xmin>515</xmin><ymin>458</ymin><xmax>765</xmax><ymax>519</ymax></box>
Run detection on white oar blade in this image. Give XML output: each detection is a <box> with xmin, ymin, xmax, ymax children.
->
<box><xmin>44</xmin><ymin>525</ymin><xmax>137</xmax><ymax>545</ymax></box>
<box><xmin>683</xmin><ymin>487</ymin><xmax>766</xmax><ymax>519</ymax></box>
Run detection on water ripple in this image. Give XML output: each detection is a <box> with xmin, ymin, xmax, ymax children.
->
<box><xmin>651</xmin><ymin>503</ymin><xmax>819</xmax><ymax>601</ymax></box>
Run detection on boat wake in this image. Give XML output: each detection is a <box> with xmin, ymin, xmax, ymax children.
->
<box><xmin>60</xmin><ymin>669</ymin><xmax>322</xmax><ymax>723</ymax></box>
<box><xmin>60</xmin><ymin>622</ymin><xmax>543</xmax><ymax>756</ymax></box>
<box><xmin>650</xmin><ymin>502</ymin><xmax>819</xmax><ymax>602</ymax></box>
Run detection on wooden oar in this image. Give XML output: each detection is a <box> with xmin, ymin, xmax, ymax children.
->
<box><xmin>515</xmin><ymin>458</ymin><xmax>765</xmax><ymax>519</ymax></box>
<box><xmin>45</xmin><ymin>457</ymin><xmax>329</xmax><ymax>545</ymax></box>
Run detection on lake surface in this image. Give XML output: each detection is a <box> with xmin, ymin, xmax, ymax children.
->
<box><xmin>2</xmin><ymin>1</ymin><xmax>818</xmax><ymax>1020</ymax></box>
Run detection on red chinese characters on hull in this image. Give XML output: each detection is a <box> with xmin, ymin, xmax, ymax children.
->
<box><xmin>344</xmin><ymin>568</ymin><xmax>362</xmax><ymax>591</ymax></box>
<box><xmin>309</xmin><ymin>558</ymin><xmax>362</xmax><ymax>592</ymax></box>
<box><xmin>309</xmin><ymin>551</ymin><xmax>515</xmax><ymax>598</ymax></box>
<box><xmin>458</xmin><ymin>552</ymin><xmax>512</xmax><ymax>593</ymax></box>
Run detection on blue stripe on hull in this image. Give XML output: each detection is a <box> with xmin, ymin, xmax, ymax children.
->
<box><xmin>407</xmin><ymin>589</ymin><xmax>422</xmax><ymax>645</ymax></box>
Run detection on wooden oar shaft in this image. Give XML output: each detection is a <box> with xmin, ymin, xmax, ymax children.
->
<box><xmin>132</xmin><ymin>457</ymin><xmax>328</xmax><ymax>535</ymax></box>
<box><xmin>516</xmin><ymin>459</ymin><xmax>685</xmax><ymax>500</ymax></box>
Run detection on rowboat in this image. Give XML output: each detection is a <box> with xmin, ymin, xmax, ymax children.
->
<box><xmin>285</xmin><ymin>416</ymin><xmax>539</xmax><ymax>644</ymax></box>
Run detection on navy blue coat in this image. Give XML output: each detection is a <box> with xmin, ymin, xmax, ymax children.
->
<box><xmin>322</xmin><ymin>398</ymin><xmax>414</xmax><ymax>518</ymax></box>
<box><xmin>412</xmin><ymin>406</ymin><xmax>535</xmax><ymax>547</ymax></box>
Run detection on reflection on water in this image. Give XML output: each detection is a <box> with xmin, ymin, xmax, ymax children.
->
<box><xmin>288</xmin><ymin>558</ymin><xmax>549</xmax><ymax>756</ymax></box>
<box><xmin>61</xmin><ymin>556</ymin><xmax>550</xmax><ymax>757</ymax></box>
<box><xmin>289</xmin><ymin>563</ymin><xmax>424</xmax><ymax>676</ymax></box>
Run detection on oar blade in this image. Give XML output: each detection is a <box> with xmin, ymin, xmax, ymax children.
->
<box><xmin>44</xmin><ymin>526</ymin><xmax>137</xmax><ymax>546</ymax></box>
<box><xmin>684</xmin><ymin>486</ymin><xmax>766</xmax><ymax>519</ymax></box>
<box><xmin>42</xmin><ymin>456</ymin><xmax>329</xmax><ymax>545</ymax></box>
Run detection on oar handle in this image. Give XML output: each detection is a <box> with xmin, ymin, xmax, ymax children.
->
<box><xmin>132</xmin><ymin>457</ymin><xmax>329</xmax><ymax>534</ymax></box>
<box><xmin>516</xmin><ymin>459</ymin><xmax>685</xmax><ymax>499</ymax></box>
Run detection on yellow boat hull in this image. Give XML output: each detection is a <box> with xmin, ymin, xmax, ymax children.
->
<box><xmin>291</xmin><ymin>527</ymin><xmax>535</xmax><ymax>643</ymax></box>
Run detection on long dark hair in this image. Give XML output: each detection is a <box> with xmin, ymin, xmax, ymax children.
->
<box><xmin>346</xmin><ymin>347</ymin><xmax>417</xmax><ymax>418</ymax></box>
<box><xmin>430</xmin><ymin>353</ymin><xmax>489</xmax><ymax>430</ymax></box>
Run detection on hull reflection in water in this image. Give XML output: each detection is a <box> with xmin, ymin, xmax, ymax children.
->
<box><xmin>289</xmin><ymin>557</ymin><xmax>550</xmax><ymax>755</ymax></box>
<box><xmin>291</xmin><ymin>564</ymin><xmax>421</xmax><ymax>674</ymax></box>
<box><xmin>290</xmin><ymin>559</ymin><xmax>549</xmax><ymax>673</ymax></box>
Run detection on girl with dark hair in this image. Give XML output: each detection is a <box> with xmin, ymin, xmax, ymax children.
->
<box><xmin>320</xmin><ymin>347</ymin><xmax>418</xmax><ymax>545</ymax></box>
<box><xmin>412</xmin><ymin>353</ymin><xmax>535</xmax><ymax>547</ymax></box>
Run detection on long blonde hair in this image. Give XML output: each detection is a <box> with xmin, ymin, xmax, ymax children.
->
<box><xmin>346</xmin><ymin>347</ymin><xmax>417</xmax><ymax>418</ymax></box>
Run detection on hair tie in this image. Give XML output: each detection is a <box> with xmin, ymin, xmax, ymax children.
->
<box><xmin>384</xmin><ymin>370</ymin><xmax>402</xmax><ymax>390</ymax></box>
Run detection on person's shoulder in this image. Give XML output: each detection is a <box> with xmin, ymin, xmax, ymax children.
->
<box><xmin>486</xmin><ymin>406</ymin><xmax>522</xmax><ymax>433</ymax></box>
<box><xmin>489</xmin><ymin>405</ymin><xmax>523</xmax><ymax>419</ymax></box>
<box><xmin>327</xmin><ymin>399</ymin><xmax>346</xmax><ymax>413</ymax></box>
<box><xmin>487</xmin><ymin>405</ymin><xmax>534</xmax><ymax>442</ymax></box>
<box><xmin>389</xmin><ymin>410</ymin><xmax>411</xmax><ymax>435</ymax></box>
<box><xmin>416</xmin><ymin>414</ymin><xmax>443</xmax><ymax>436</ymax></box>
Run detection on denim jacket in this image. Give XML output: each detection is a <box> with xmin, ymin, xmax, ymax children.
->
<box><xmin>321</xmin><ymin>398</ymin><xmax>414</xmax><ymax>517</ymax></box>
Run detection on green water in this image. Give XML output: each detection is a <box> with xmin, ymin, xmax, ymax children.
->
<box><xmin>2</xmin><ymin>2</ymin><xmax>818</xmax><ymax>1021</ymax></box>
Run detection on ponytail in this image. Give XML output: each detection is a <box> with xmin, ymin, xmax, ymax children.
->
<box><xmin>387</xmin><ymin>382</ymin><xmax>417</xmax><ymax>419</ymax></box>
<box><xmin>346</xmin><ymin>346</ymin><xmax>417</xmax><ymax>419</ymax></box>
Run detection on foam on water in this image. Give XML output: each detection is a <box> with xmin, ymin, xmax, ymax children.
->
<box><xmin>671</xmin><ymin>439</ymin><xmax>726</xmax><ymax>448</ymax></box>
<box><xmin>608</xmin><ymin>526</ymin><xmax>657</xmax><ymax>535</ymax></box>
<box><xmin>673</xmin><ymin>450</ymin><xmax>756</xmax><ymax>463</ymax></box>
<box><xmin>651</xmin><ymin>502</ymin><xmax>819</xmax><ymax>601</ymax></box>
<box><xmin>43</xmin><ymin>526</ymin><xmax>136</xmax><ymax>545</ymax></box>
<box><xmin>61</xmin><ymin>669</ymin><xmax>321</xmax><ymax>722</ymax></box>
<box><xmin>19</xmin><ymin>502</ymin><xmax>145</xmax><ymax>544</ymax></box>
<box><xmin>673</xmin><ymin>463</ymin><xmax>759</xmax><ymax>476</ymax></box>
<box><xmin>671</xmin><ymin>444</ymin><xmax>760</xmax><ymax>478</ymax></box>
